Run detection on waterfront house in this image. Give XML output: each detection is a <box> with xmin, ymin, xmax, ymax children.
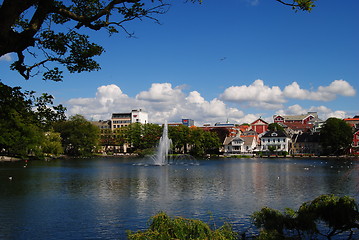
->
<box><xmin>291</xmin><ymin>132</ymin><xmax>321</xmax><ymax>155</ymax></box>
<box><xmin>223</xmin><ymin>136</ymin><xmax>244</xmax><ymax>154</ymax></box>
<box><xmin>261</xmin><ymin>130</ymin><xmax>291</xmax><ymax>153</ymax></box>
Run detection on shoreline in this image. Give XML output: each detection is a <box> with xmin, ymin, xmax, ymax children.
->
<box><xmin>2</xmin><ymin>154</ymin><xmax>358</xmax><ymax>162</ymax></box>
<box><xmin>0</xmin><ymin>156</ymin><xmax>21</xmax><ymax>162</ymax></box>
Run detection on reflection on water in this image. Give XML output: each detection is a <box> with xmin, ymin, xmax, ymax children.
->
<box><xmin>0</xmin><ymin>157</ymin><xmax>358</xmax><ymax>239</ymax></box>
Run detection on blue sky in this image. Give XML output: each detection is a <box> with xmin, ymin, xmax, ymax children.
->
<box><xmin>1</xmin><ymin>0</ymin><xmax>358</xmax><ymax>125</ymax></box>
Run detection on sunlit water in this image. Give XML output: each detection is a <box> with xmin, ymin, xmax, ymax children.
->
<box><xmin>1</xmin><ymin>157</ymin><xmax>358</xmax><ymax>239</ymax></box>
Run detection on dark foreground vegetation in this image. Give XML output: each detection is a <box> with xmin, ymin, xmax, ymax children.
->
<box><xmin>127</xmin><ymin>194</ymin><xmax>359</xmax><ymax>240</ymax></box>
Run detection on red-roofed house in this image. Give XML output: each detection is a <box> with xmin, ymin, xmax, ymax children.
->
<box><xmin>344</xmin><ymin>116</ymin><xmax>359</xmax><ymax>129</ymax></box>
<box><xmin>251</xmin><ymin>118</ymin><xmax>268</xmax><ymax>134</ymax></box>
<box><xmin>274</xmin><ymin>112</ymin><xmax>319</xmax><ymax>124</ymax></box>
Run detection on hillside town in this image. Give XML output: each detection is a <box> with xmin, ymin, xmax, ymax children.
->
<box><xmin>92</xmin><ymin>110</ymin><xmax>359</xmax><ymax>156</ymax></box>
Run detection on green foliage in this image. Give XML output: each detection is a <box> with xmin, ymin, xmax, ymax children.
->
<box><xmin>0</xmin><ymin>111</ymin><xmax>43</xmax><ymax>157</ymax></box>
<box><xmin>187</xmin><ymin>127</ymin><xmax>220</xmax><ymax>156</ymax></box>
<box><xmin>252</xmin><ymin>194</ymin><xmax>359</xmax><ymax>239</ymax></box>
<box><xmin>0</xmin><ymin>82</ymin><xmax>64</xmax><ymax>158</ymax></box>
<box><xmin>127</xmin><ymin>212</ymin><xmax>238</xmax><ymax>240</ymax></box>
<box><xmin>33</xmin><ymin>93</ymin><xmax>67</xmax><ymax>131</ymax></box>
<box><xmin>267</xmin><ymin>146</ymin><xmax>277</xmax><ymax>153</ymax></box>
<box><xmin>292</xmin><ymin>0</ymin><xmax>316</xmax><ymax>12</ymax></box>
<box><xmin>53</xmin><ymin>114</ymin><xmax>99</xmax><ymax>156</ymax></box>
<box><xmin>140</xmin><ymin>123</ymin><xmax>163</xmax><ymax>149</ymax></box>
<box><xmin>41</xmin><ymin>131</ymin><xmax>64</xmax><ymax>156</ymax></box>
<box><xmin>275</xmin><ymin>0</ymin><xmax>316</xmax><ymax>12</ymax></box>
<box><xmin>124</xmin><ymin>123</ymin><xmax>162</xmax><ymax>151</ymax></box>
<box><xmin>320</xmin><ymin>118</ymin><xmax>353</xmax><ymax>155</ymax></box>
<box><xmin>169</xmin><ymin>125</ymin><xmax>190</xmax><ymax>153</ymax></box>
<box><xmin>168</xmin><ymin>125</ymin><xmax>221</xmax><ymax>156</ymax></box>
<box><xmin>267</xmin><ymin>123</ymin><xmax>284</xmax><ymax>132</ymax></box>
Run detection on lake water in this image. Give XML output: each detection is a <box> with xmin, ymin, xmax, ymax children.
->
<box><xmin>0</xmin><ymin>157</ymin><xmax>358</xmax><ymax>239</ymax></box>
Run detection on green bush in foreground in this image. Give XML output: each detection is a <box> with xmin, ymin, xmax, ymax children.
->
<box><xmin>252</xmin><ymin>194</ymin><xmax>359</xmax><ymax>239</ymax></box>
<box><xmin>127</xmin><ymin>212</ymin><xmax>238</xmax><ymax>240</ymax></box>
<box><xmin>127</xmin><ymin>195</ymin><xmax>359</xmax><ymax>240</ymax></box>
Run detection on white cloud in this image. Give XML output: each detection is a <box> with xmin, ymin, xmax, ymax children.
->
<box><xmin>67</xmin><ymin>83</ymin><xmax>247</xmax><ymax>125</ymax></box>
<box><xmin>66</xmin><ymin>80</ymin><xmax>355</xmax><ymax>125</ymax></box>
<box><xmin>245</xmin><ymin>0</ymin><xmax>259</xmax><ymax>6</ymax></box>
<box><xmin>283</xmin><ymin>80</ymin><xmax>356</xmax><ymax>101</ymax></box>
<box><xmin>220</xmin><ymin>79</ymin><xmax>285</xmax><ymax>109</ymax></box>
<box><xmin>220</xmin><ymin>79</ymin><xmax>356</xmax><ymax>111</ymax></box>
<box><xmin>275</xmin><ymin>104</ymin><xmax>349</xmax><ymax>121</ymax></box>
<box><xmin>136</xmin><ymin>83</ymin><xmax>184</xmax><ymax>102</ymax></box>
<box><xmin>308</xmin><ymin>106</ymin><xmax>347</xmax><ymax>120</ymax></box>
<box><xmin>67</xmin><ymin>84</ymin><xmax>132</xmax><ymax>119</ymax></box>
<box><xmin>0</xmin><ymin>53</ymin><xmax>12</xmax><ymax>61</ymax></box>
<box><xmin>318</xmin><ymin>79</ymin><xmax>356</xmax><ymax>97</ymax></box>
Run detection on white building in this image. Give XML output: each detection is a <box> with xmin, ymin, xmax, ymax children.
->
<box><xmin>131</xmin><ymin>109</ymin><xmax>148</xmax><ymax>124</ymax></box>
<box><xmin>261</xmin><ymin>130</ymin><xmax>291</xmax><ymax>153</ymax></box>
<box><xmin>111</xmin><ymin>109</ymin><xmax>148</xmax><ymax>130</ymax></box>
<box><xmin>223</xmin><ymin>136</ymin><xmax>244</xmax><ymax>154</ymax></box>
<box><xmin>223</xmin><ymin>135</ymin><xmax>259</xmax><ymax>155</ymax></box>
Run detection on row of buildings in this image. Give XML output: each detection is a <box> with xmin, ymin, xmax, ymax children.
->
<box><xmin>222</xmin><ymin>112</ymin><xmax>359</xmax><ymax>156</ymax></box>
<box><xmin>92</xmin><ymin>110</ymin><xmax>359</xmax><ymax>156</ymax></box>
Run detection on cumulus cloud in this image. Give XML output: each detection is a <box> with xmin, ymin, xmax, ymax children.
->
<box><xmin>220</xmin><ymin>79</ymin><xmax>356</xmax><ymax>110</ymax></box>
<box><xmin>220</xmin><ymin>79</ymin><xmax>285</xmax><ymax>109</ymax></box>
<box><xmin>67</xmin><ymin>83</ymin><xmax>249</xmax><ymax>125</ymax></box>
<box><xmin>136</xmin><ymin>83</ymin><xmax>184</xmax><ymax>102</ymax></box>
<box><xmin>283</xmin><ymin>80</ymin><xmax>356</xmax><ymax>101</ymax></box>
<box><xmin>0</xmin><ymin>53</ymin><xmax>12</xmax><ymax>61</ymax></box>
<box><xmin>308</xmin><ymin>106</ymin><xmax>347</xmax><ymax>120</ymax></box>
<box><xmin>66</xmin><ymin>80</ymin><xmax>355</xmax><ymax>125</ymax></box>
<box><xmin>67</xmin><ymin>84</ymin><xmax>132</xmax><ymax>119</ymax></box>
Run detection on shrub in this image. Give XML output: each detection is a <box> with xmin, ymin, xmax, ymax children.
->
<box><xmin>252</xmin><ymin>194</ymin><xmax>359</xmax><ymax>239</ymax></box>
<box><xmin>127</xmin><ymin>212</ymin><xmax>238</xmax><ymax>240</ymax></box>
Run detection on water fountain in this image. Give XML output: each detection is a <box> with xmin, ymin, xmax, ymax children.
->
<box><xmin>153</xmin><ymin>121</ymin><xmax>171</xmax><ymax>165</ymax></box>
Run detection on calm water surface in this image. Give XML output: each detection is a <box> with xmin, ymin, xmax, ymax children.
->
<box><xmin>0</xmin><ymin>157</ymin><xmax>358</xmax><ymax>239</ymax></box>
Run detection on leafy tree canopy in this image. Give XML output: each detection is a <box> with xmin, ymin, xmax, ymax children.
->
<box><xmin>53</xmin><ymin>114</ymin><xmax>99</xmax><ymax>156</ymax></box>
<box><xmin>0</xmin><ymin>82</ymin><xmax>66</xmax><ymax>156</ymax></box>
<box><xmin>0</xmin><ymin>0</ymin><xmax>315</xmax><ymax>81</ymax></box>
<box><xmin>320</xmin><ymin>117</ymin><xmax>353</xmax><ymax>155</ymax></box>
<box><xmin>267</xmin><ymin>122</ymin><xmax>285</xmax><ymax>132</ymax></box>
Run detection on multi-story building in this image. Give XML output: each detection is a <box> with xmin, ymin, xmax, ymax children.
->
<box><xmin>223</xmin><ymin>136</ymin><xmax>243</xmax><ymax>154</ymax></box>
<box><xmin>274</xmin><ymin>112</ymin><xmax>320</xmax><ymax>124</ymax></box>
<box><xmin>91</xmin><ymin>109</ymin><xmax>148</xmax><ymax>153</ymax></box>
<box><xmin>261</xmin><ymin>130</ymin><xmax>291</xmax><ymax>153</ymax></box>
<box><xmin>250</xmin><ymin>118</ymin><xmax>268</xmax><ymax>134</ymax></box>
<box><xmin>291</xmin><ymin>132</ymin><xmax>321</xmax><ymax>155</ymax></box>
<box><xmin>111</xmin><ymin>109</ymin><xmax>148</xmax><ymax>130</ymax></box>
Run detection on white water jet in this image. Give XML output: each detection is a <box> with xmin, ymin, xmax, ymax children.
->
<box><xmin>153</xmin><ymin>121</ymin><xmax>171</xmax><ymax>165</ymax></box>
